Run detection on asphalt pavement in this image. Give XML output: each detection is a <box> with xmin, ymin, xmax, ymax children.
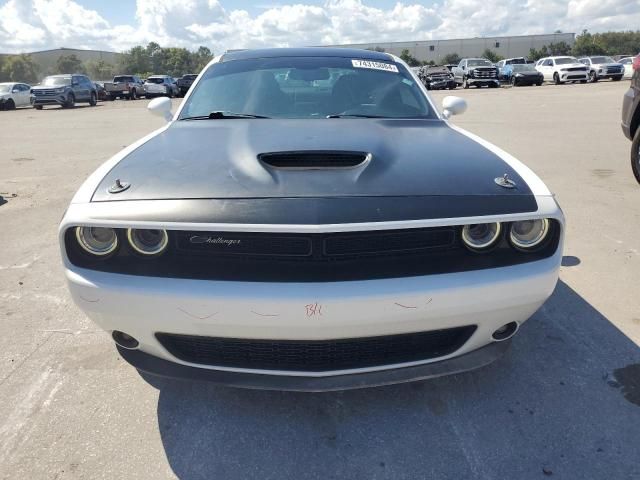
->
<box><xmin>0</xmin><ymin>81</ymin><xmax>639</xmax><ymax>479</ymax></box>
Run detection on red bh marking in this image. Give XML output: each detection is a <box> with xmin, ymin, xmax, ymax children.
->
<box><xmin>305</xmin><ymin>303</ymin><xmax>323</xmax><ymax>317</ymax></box>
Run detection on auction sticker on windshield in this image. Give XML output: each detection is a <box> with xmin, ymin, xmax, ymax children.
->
<box><xmin>351</xmin><ymin>59</ymin><xmax>399</xmax><ymax>73</ymax></box>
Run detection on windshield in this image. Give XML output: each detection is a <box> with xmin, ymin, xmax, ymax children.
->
<box><xmin>43</xmin><ymin>76</ymin><xmax>71</xmax><ymax>86</ymax></box>
<box><xmin>114</xmin><ymin>76</ymin><xmax>134</xmax><ymax>82</ymax></box>
<box><xmin>183</xmin><ymin>75</ymin><xmax>197</xmax><ymax>80</ymax></box>
<box><xmin>467</xmin><ymin>59</ymin><xmax>493</xmax><ymax>67</ymax></box>
<box><xmin>555</xmin><ymin>57</ymin><xmax>579</xmax><ymax>65</ymax></box>
<box><xmin>146</xmin><ymin>77</ymin><xmax>165</xmax><ymax>84</ymax></box>
<box><xmin>512</xmin><ymin>64</ymin><xmax>536</xmax><ymax>72</ymax></box>
<box><xmin>505</xmin><ymin>58</ymin><xmax>526</xmax><ymax>65</ymax></box>
<box><xmin>591</xmin><ymin>56</ymin><xmax>615</xmax><ymax>64</ymax></box>
<box><xmin>179</xmin><ymin>56</ymin><xmax>434</xmax><ymax>120</ymax></box>
<box><xmin>0</xmin><ymin>84</ymin><xmax>11</xmax><ymax>93</ymax></box>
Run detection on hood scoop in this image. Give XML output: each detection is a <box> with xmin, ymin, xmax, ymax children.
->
<box><xmin>258</xmin><ymin>151</ymin><xmax>370</xmax><ymax>169</ymax></box>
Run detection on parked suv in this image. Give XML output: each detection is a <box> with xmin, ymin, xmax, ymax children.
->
<box><xmin>31</xmin><ymin>74</ymin><xmax>97</xmax><ymax>109</ymax></box>
<box><xmin>579</xmin><ymin>56</ymin><xmax>624</xmax><ymax>82</ymax></box>
<box><xmin>535</xmin><ymin>57</ymin><xmax>588</xmax><ymax>84</ymax></box>
<box><xmin>177</xmin><ymin>74</ymin><xmax>198</xmax><ymax>97</ymax></box>
<box><xmin>621</xmin><ymin>54</ymin><xmax>640</xmax><ymax>183</ymax></box>
<box><xmin>104</xmin><ymin>75</ymin><xmax>144</xmax><ymax>100</ymax></box>
<box><xmin>144</xmin><ymin>75</ymin><xmax>178</xmax><ymax>98</ymax></box>
<box><xmin>452</xmin><ymin>58</ymin><xmax>499</xmax><ymax>89</ymax></box>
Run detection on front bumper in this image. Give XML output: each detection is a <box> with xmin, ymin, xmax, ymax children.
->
<box><xmin>621</xmin><ymin>86</ymin><xmax>638</xmax><ymax>140</ymax></box>
<box><xmin>468</xmin><ymin>78</ymin><xmax>499</xmax><ymax>86</ymax></box>
<box><xmin>427</xmin><ymin>79</ymin><xmax>456</xmax><ymax>89</ymax></box>
<box><xmin>31</xmin><ymin>95</ymin><xmax>66</xmax><ymax>106</ymax></box>
<box><xmin>559</xmin><ymin>72</ymin><xmax>588</xmax><ymax>82</ymax></box>
<box><xmin>118</xmin><ymin>339</ymin><xmax>511</xmax><ymax>391</ymax></box>
<box><xmin>65</xmin><ymin>247</ymin><xmax>561</xmax><ymax>381</ymax></box>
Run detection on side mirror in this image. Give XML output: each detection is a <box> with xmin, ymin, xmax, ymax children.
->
<box><xmin>461</xmin><ymin>66</ymin><xmax>466</xmax><ymax>70</ymax></box>
<box><xmin>148</xmin><ymin>96</ymin><xmax>173</xmax><ymax>122</ymax></box>
<box><xmin>442</xmin><ymin>96</ymin><xmax>467</xmax><ymax>119</ymax></box>
<box><xmin>12</xmin><ymin>89</ymin><xmax>19</xmax><ymax>93</ymax></box>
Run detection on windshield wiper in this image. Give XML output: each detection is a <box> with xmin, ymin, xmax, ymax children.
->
<box><xmin>326</xmin><ymin>114</ymin><xmax>387</xmax><ymax>119</ymax></box>
<box><xmin>181</xmin><ymin>111</ymin><xmax>270</xmax><ymax>120</ymax></box>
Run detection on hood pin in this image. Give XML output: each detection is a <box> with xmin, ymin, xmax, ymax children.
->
<box><xmin>108</xmin><ymin>179</ymin><xmax>131</xmax><ymax>194</ymax></box>
<box><xmin>494</xmin><ymin>173</ymin><xmax>516</xmax><ymax>189</ymax></box>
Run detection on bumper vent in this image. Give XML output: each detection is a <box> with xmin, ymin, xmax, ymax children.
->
<box><xmin>156</xmin><ymin>326</ymin><xmax>477</xmax><ymax>372</ymax></box>
<box><xmin>258</xmin><ymin>151</ymin><xmax>369</xmax><ymax>169</ymax></box>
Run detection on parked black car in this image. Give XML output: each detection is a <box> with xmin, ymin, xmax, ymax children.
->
<box><xmin>419</xmin><ymin>65</ymin><xmax>456</xmax><ymax>90</ymax></box>
<box><xmin>621</xmin><ymin>54</ymin><xmax>640</xmax><ymax>183</ymax></box>
<box><xmin>177</xmin><ymin>74</ymin><xmax>198</xmax><ymax>97</ymax></box>
<box><xmin>31</xmin><ymin>74</ymin><xmax>97</xmax><ymax>109</ymax></box>
<box><xmin>501</xmin><ymin>64</ymin><xmax>544</xmax><ymax>86</ymax></box>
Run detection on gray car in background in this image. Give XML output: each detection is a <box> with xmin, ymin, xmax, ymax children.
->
<box><xmin>579</xmin><ymin>56</ymin><xmax>624</xmax><ymax>82</ymax></box>
<box><xmin>31</xmin><ymin>74</ymin><xmax>97</xmax><ymax>109</ymax></box>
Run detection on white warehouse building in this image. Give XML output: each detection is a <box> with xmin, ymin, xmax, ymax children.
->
<box><xmin>328</xmin><ymin>33</ymin><xmax>576</xmax><ymax>63</ymax></box>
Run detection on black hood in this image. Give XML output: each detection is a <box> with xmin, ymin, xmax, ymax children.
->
<box><xmin>93</xmin><ymin>119</ymin><xmax>532</xmax><ymax>202</ymax></box>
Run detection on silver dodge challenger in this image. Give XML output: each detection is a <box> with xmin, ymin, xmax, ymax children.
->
<box><xmin>60</xmin><ymin>48</ymin><xmax>564</xmax><ymax>391</ymax></box>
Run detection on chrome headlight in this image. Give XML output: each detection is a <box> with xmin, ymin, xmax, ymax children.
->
<box><xmin>75</xmin><ymin>226</ymin><xmax>118</xmax><ymax>256</ymax></box>
<box><xmin>509</xmin><ymin>219</ymin><xmax>550</xmax><ymax>250</ymax></box>
<box><xmin>461</xmin><ymin>223</ymin><xmax>501</xmax><ymax>251</ymax></box>
<box><xmin>127</xmin><ymin>228</ymin><xmax>169</xmax><ymax>255</ymax></box>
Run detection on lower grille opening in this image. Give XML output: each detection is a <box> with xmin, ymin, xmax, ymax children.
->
<box><xmin>156</xmin><ymin>326</ymin><xmax>477</xmax><ymax>372</ymax></box>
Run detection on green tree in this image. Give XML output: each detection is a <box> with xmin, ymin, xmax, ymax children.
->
<box><xmin>400</xmin><ymin>49</ymin><xmax>421</xmax><ymax>67</ymax></box>
<box><xmin>162</xmin><ymin>47</ymin><xmax>193</xmax><ymax>77</ymax></box>
<box><xmin>85</xmin><ymin>59</ymin><xmax>115</xmax><ymax>80</ymax></box>
<box><xmin>119</xmin><ymin>45</ymin><xmax>151</xmax><ymax>75</ymax></box>
<box><xmin>191</xmin><ymin>46</ymin><xmax>213</xmax><ymax>73</ymax></box>
<box><xmin>481</xmin><ymin>48</ymin><xmax>503</xmax><ymax>63</ymax></box>
<box><xmin>441</xmin><ymin>53</ymin><xmax>461</xmax><ymax>65</ymax></box>
<box><xmin>1</xmin><ymin>54</ymin><xmax>39</xmax><ymax>83</ymax></box>
<box><xmin>55</xmin><ymin>54</ymin><xmax>85</xmax><ymax>74</ymax></box>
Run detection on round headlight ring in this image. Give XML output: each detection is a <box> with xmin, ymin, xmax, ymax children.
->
<box><xmin>75</xmin><ymin>226</ymin><xmax>118</xmax><ymax>256</ymax></box>
<box><xmin>127</xmin><ymin>228</ymin><xmax>169</xmax><ymax>256</ymax></box>
<box><xmin>509</xmin><ymin>218</ymin><xmax>550</xmax><ymax>250</ymax></box>
<box><xmin>461</xmin><ymin>222</ymin><xmax>502</xmax><ymax>251</ymax></box>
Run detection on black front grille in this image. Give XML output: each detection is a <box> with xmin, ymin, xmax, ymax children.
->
<box><xmin>156</xmin><ymin>326</ymin><xmax>477</xmax><ymax>371</ymax></box>
<box><xmin>258</xmin><ymin>151</ymin><xmax>368</xmax><ymax>168</ymax></box>
<box><xmin>65</xmin><ymin>221</ymin><xmax>562</xmax><ymax>282</ymax></box>
<box><xmin>566</xmin><ymin>67</ymin><xmax>586</xmax><ymax>72</ymax></box>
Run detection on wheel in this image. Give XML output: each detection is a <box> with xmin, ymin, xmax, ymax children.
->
<box><xmin>510</xmin><ymin>76</ymin><xmax>517</xmax><ymax>87</ymax></box>
<box><xmin>536</xmin><ymin>81</ymin><xmax>543</xmax><ymax>86</ymax></box>
<box><xmin>553</xmin><ymin>73</ymin><xmax>561</xmax><ymax>85</ymax></box>
<box><xmin>130</xmin><ymin>89</ymin><xmax>138</xmax><ymax>100</ymax></box>
<box><xmin>63</xmin><ymin>94</ymin><xmax>75</xmax><ymax>108</ymax></box>
<box><xmin>34</xmin><ymin>105</ymin><xmax>43</xmax><ymax>110</ymax></box>
<box><xmin>448</xmin><ymin>84</ymin><xmax>456</xmax><ymax>90</ymax></box>
<box><xmin>89</xmin><ymin>92</ymin><xmax>97</xmax><ymax>106</ymax></box>
<box><xmin>589</xmin><ymin>71</ymin><xmax>598</xmax><ymax>83</ymax></box>
<box><xmin>631</xmin><ymin>127</ymin><xmax>640</xmax><ymax>184</ymax></box>
<box><xmin>463</xmin><ymin>76</ymin><xmax>469</xmax><ymax>89</ymax></box>
<box><xmin>612</xmin><ymin>76</ymin><xmax>622</xmax><ymax>82</ymax></box>
<box><xmin>5</xmin><ymin>99</ymin><xmax>15</xmax><ymax>110</ymax></box>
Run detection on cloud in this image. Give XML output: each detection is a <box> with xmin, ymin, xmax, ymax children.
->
<box><xmin>0</xmin><ymin>0</ymin><xmax>638</xmax><ymax>54</ymax></box>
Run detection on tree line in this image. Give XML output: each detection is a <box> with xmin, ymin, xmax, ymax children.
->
<box><xmin>0</xmin><ymin>42</ymin><xmax>214</xmax><ymax>84</ymax></box>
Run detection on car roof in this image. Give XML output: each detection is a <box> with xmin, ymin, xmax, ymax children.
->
<box><xmin>220</xmin><ymin>47</ymin><xmax>393</xmax><ymax>63</ymax></box>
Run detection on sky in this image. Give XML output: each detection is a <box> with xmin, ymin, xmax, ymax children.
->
<box><xmin>0</xmin><ymin>0</ymin><xmax>638</xmax><ymax>54</ymax></box>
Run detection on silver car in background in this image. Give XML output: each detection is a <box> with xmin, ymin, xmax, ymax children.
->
<box><xmin>579</xmin><ymin>56</ymin><xmax>624</xmax><ymax>82</ymax></box>
<box><xmin>144</xmin><ymin>75</ymin><xmax>178</xmax><ymax>98</ymax></box>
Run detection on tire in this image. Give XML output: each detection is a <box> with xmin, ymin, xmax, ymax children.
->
<box><xmin>34</xmin><ymin>105</ymin><xmax>43</xmax><ymax>110</ymax></box>
<box><xmin>89</xmin><ymin>92</ymin><xmax>97</xmax><ymax>106</ymax></box>
<box><xmin>553</xmin><ymin>73</ymin><xmax>561</xmax><ymax>85</ymax></box>
<box><xmin>64</xmin><ymin>94</ymin><xmax>75</xmax><ymax>108</ymax></box>
<box><xmin>130</xmin><ymin>89</ymin><xmax>138</xmax><ymax>100</ymax></box>
<box><xmin>510</xmin><ymin>76</ymin><xmax>517</xmax><ymax>87</ymax></box>
<box><xmin>580</xmin><ymin>80</ymin><xmax>587</xmax><ymax>84</ymax></box>
<box><xmin>631</xmin><ymin>128</ymin><xmax>640</xmax><ymax>184</ymax></box>
<box><xmin>612</xmin><ymin>76</ymin><xmax>622</xmax><ymax>82</ymax></box>
<box><xmin>463</xmin><ymin>76</ymin><xmax>469</xmax><ymax>89</ymax></box>
<box><xmin>589</xmin><ymin>71</ymin><xmax>598</xmax><ymax>83</ymax></box>
<box><xmin>448</xmin><ymin>84</ymin><xmax>456</xmax><ymax>90</ymax></box>
<box><xmin>5</xmin><ymin>99</ymin><xmax>15</xmax><ymax>110</ymax></box>
<box><xmin>536</xmin><ymin>81</ymin><xmax>543</xmax><ymax>86</ymax></box>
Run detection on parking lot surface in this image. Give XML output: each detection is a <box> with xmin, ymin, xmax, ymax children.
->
<box><xmin>1</xmin><ymin>82</ymin><xmax>639</xmax><ymax>479</ymax></box>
